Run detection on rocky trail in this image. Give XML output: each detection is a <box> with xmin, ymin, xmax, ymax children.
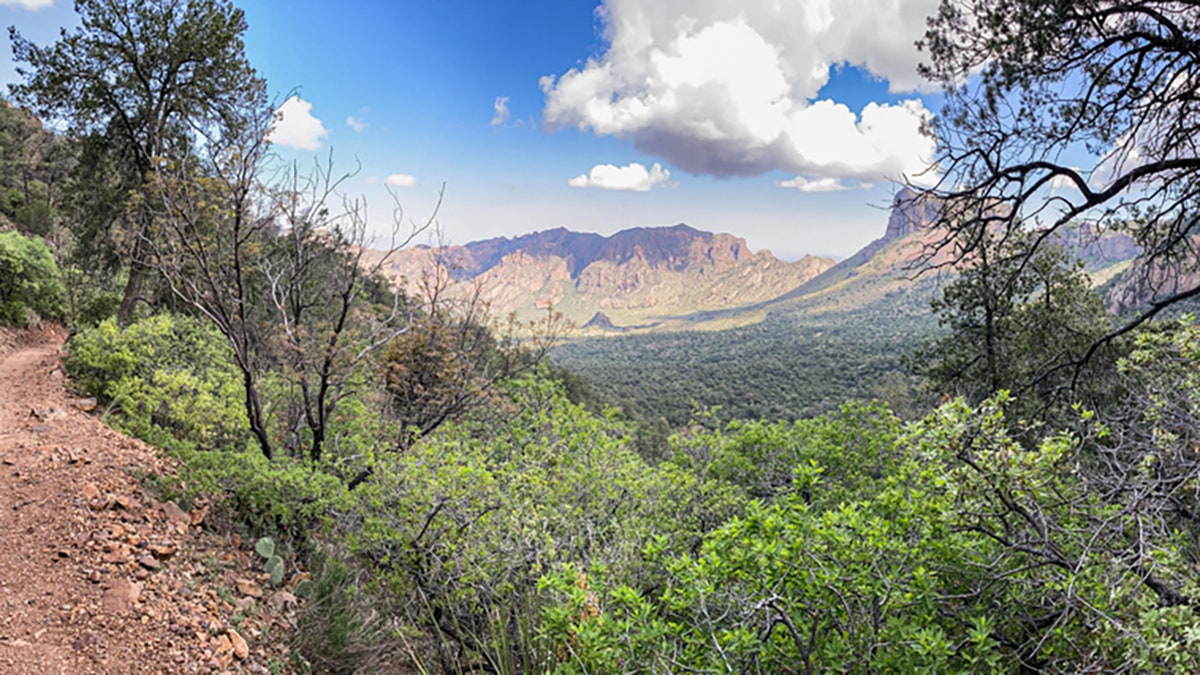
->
<box><xmin>0</xmin><ymin>327</ymin><xmax>301</xmax><ymax>674</ymax></box>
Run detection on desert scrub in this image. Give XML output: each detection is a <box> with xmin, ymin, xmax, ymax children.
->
<box><xmin>331</xmin><ymin>375</ymin><xmax>744</xmax><ymax>671</ymax></box>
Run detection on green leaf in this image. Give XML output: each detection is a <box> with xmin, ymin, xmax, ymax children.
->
<box><xmin>255</xmin><ymin>536</ymin><xmax>275</xmax><ymax>559</ymax></box>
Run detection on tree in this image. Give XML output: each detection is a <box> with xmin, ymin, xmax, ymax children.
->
<box><xmin>139</xmin><ymin>93</ymin><xmax>278</xmax><ymax>458</ymax></box>
<box><xmin>258</xmin><ymin>161</ymin><xmax>434</xmax><ymax>464</ymax></box>
<box><xmin>917</xmin><ymin>0</ymin><xmax>1200</xmax><ymax>372</ymax></box>
<box><xmin>914</xmin><ymin>230</ymin><xmax>1118</xmax><ymax>426</ymax></box>
<box><xmin>9</xmin><ymin>0</ymin><xmax>266</xmax><ymax>321</ymax></box>
<box><xmin>144</xmin><ymin>122</ymin><xmax>434</xmax><ymax>462</ymax></box>
<box><xmin>0</xmin><ymin>99</ymin><xmax>74</xmax><ymax>239</ymax></box>
<box><xmin>381</xmin><ymin>270</ymin><xmax>564</xmax><ymax>451</ymax></box>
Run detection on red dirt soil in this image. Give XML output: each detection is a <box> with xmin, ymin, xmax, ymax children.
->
<box><xmin>0</xmin><ymin>326</ymin><xmax>300</xmax><ymax>674</ymax></box>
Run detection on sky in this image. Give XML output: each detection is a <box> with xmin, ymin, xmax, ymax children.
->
<box><xmin>0</xmin><ymin>0</ymin><xmax>946</xmax><ymax>260</ymax></box>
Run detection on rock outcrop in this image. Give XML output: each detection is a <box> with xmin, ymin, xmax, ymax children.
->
<box><xmin>373</xmin><ymin>224</ymin><xmax>835</xmax><ymax>328</ymax></box>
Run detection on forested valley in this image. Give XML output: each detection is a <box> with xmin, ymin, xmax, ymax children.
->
<box><xmin>4</xmin><ymin>0</ymin><xmax>1200</xmax><ymax>673</ymax></box>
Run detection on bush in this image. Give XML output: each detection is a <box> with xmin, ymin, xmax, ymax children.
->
<box><xmin>65</xmin><ymin>313</ymin><xmax>357</xmax><ymax>540</ymax></box>
<box><xmin>538</xmin><ymin>396</ymin><xmax>1170</xmax><ymax>672</ymax></box>
<box><xmin>331</xmin><ymin>376</ymin><xmax>744</xmax><ymax>671</ymax></box>
<box><xmin>65</xmin><ymin>314</ymin><xmax>248</xmax><ymax>451</ymax></box>
<box><xmin>0</xmin><ymin>230</ymin><xmax>65</xmax><ymax>325</ymax></box>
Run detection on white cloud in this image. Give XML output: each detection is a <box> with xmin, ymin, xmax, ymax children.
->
<box><xmin>0</xmin><ymin>0</ymin><xmax>54</xmax><ymax>9</ymax></box>
<box><xmin>491</xmin><ymin>96</ymin><xmax>511</xmax><ymax>126</ymax></box>
<box><xmin>1048</xmin><ymin>168</ymin><xmax>1085</xmax><ymax>191</ymax></box>
<box><xmin>270</xmin><ymin>96</ymin><xmax>328</xmax><ymax>151</ymax></box>
<box><xmin>777</xmin><ymin>176</ymin><xmax>856</xmax><ymax>193</ymax></box>
<box><xmin>385</xmin><ymin>173</ymin><xmax>419</xmax><ymax>188</ymax></box>
<box><xmin>541</xmin><ymin>0</ymin><xmax>939</xmax><ymax>182</ymax></box>
<box><xmin>346</xmin><ymin>116</ymin><xmax>367</xmax><ymax>132</ymax></box>
<box><xmin>568</xmin><ymin>162</ymin><xmax>671</xmax><ymax>192</ymax></box>
<box><xmin>365</xmin><ymin>176</ymin><xmax>379</xmax><ymax>186</ymax></box>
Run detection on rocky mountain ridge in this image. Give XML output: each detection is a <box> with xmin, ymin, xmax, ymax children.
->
<box><xmin>374</xmin><ymin>224</ymin><xmax>835</xmax><ymax>329</ymax></box>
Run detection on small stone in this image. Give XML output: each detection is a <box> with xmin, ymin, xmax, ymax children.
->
<box><xmin>189</xmin><ymin>506</ymin><xmax>208</xmax><ymax>526</ymax></box>
<box><xmin>213</xmin><ymin>634</ymin><xmax>232</xmax><ymax>654</ymax></box>
<box><xmin>150</xmin><ymin>544</ymin><xmax>177</xmax><ymax>560</ymax></box>
<box><xmin>267</xmin><ymin>590</ymin><xmax>297</xmax><ymax>611</ymax></box>
<box><xmin>81</xmin><ymin>483</ymin><xmax>101</xmax><ymax>501</ymax></box>
<box><xmin>229</xmin><ymin>629</ymin><xmax>249</xmax><ymax>660</ymax></box>
<box><xmin>235</xmin><ymin>578</ymin><xmax>262</xmax><ymax>598</ymax></box>
<box><xmin>160</xmin><ymin>501</ymin><xmax>190</xmax><ymax>526</ymax></box>
<box><xmin>72</xmin><ymin>397</ymin><xmax>98</xmax><ymax>412</ymax></box>
<box><xmin>115</xmin><ymin>495</ymin><xmax>142</xmax><ymax>512</ymax></box>
<box><xmin>136</xmin><ymin>555</ymin><xmax>161</xmax><ymax>571</ymax></box>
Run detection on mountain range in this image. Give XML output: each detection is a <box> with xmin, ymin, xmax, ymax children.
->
<box><xmin>374</xmin><ymin>224</ymin><xmax>835</xmax><ymax>330</ymax></box>
<box><xmin>367</xmin><ymin>190</ymin><xmax>1146</xmax><ymax>423</ymax></box>
<box><xmin>372</xmin><ymin>189</ymin><xmax>1142</xmax><ymax>336</ymax></box>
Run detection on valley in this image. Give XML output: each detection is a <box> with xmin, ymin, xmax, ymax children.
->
<box><xmin>372</xmin><ymin>188</ymin><xmax>1144</xmax><ymax>425</ymax></box>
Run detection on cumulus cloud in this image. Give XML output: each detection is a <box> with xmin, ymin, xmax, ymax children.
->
<box><xmin>541</xmin><ymin>0</ymin><xmax>939</xmax><ymax>183</ymax></box>
<box><xmin>568</xmin><ymin>162</ymin><xmax>671</xmax><ymax>192</ymax></box>
<box><xmin>777</xmin><ymin>176</ymin><xmax>858</xmax><ymax>193</ymax></box>
<box><xmin>270</xmin><ymin>96</ymin><xmax>328</xmax><ymax>151</ymax></box>
<box><xmin>491</xmin><ymin>96</ymin><xmax>511</xmax><ymax>126</ymax></box>
<box><xmin>0</xmin><ymin>0</ymin><xmax>54</xmax><ymax>9</ymax></box>
<box><xmin>346</xmin><ymin>116</ymin><xmax>367</xmax><ymax>132</ymax></box>
<box><xmin>385</xmin><ymin>173</ymin><xmax>419</xmax><ymax>188</ymax></box>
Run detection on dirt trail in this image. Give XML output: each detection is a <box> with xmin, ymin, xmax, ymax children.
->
<box><xmin>0</xmin><ymin>328</ymin><xmax>299</xmax><ymax>674</ymax></box>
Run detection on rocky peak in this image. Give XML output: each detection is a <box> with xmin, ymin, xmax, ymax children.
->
<box><xmin>884</xmin><ymin>188</ymin><xmax>940</xmax><ymax>243</ymax></box>
<box><xmin>444</xmin><ymin>224</ymin><xmax>756</xmax><ymax>280</ymax></box>
<box><xmin>582</xmin><ymin>311</ymin><xmax>620</xmax><ymax>331</ymax></box>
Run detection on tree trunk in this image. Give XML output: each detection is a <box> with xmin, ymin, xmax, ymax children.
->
<box><xmin>117</xmin><ymin>259</ymin><xmax>150</xmax><ymax>324</ymax></box>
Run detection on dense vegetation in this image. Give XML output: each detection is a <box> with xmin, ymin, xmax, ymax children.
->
<box><xmin>552</xmin><ymin>278</ymin><xmax>938</xmax><ymax>425</ymax></box>
<box><xmin>0</xmin><ymin>230</ymin><xmax>65</xmax><ymax>325</ymax></box>
<box><xmin>4</xmin><ymin>0</ymin><xmax>1200</xmax><ymax>673</ymax></box>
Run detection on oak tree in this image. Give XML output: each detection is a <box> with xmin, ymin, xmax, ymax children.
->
<box><xmin>9</xmin><ymin>0</ymin><xmax>266</xmax><ymax>321</ymax></box>
<box><xmin>917</xmin><ymin>0</ymin><xmax>1200</xmax><ymax>373</ymax></box>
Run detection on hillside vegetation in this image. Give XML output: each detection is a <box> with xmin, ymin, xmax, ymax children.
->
<box><xmin>4</xmin><ymin>0</ymin><xmax>1200</xmax><ymax>673</ymax></box>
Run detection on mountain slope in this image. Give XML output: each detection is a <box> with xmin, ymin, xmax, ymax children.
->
<box><xmin>551</xmin><ymin>191</ymin><xmax>951</xmax><ymax>423</ymax></box>
<box><xmin>550</xmin><ymin>190</ymin><xmax>1144</xmax><ymax>424</ymax></box>
<box><xmin>373</xmin><ymin>224</ymin><xmax>835</xmax><ymax>329</ymax></box>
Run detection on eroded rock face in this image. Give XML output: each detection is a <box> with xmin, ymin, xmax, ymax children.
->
<box><xmin>373</xmin><ymin>224</ymin><xmax>835</xmax><ymax>326</ymax></box>
<box><xmin>884</xmin><ymin>188</ymin><xmax>940</xmax><ymax>243</ymax></box>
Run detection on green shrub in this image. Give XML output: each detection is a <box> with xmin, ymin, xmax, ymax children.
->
<box><xmin>65</xmin><ymin>314</ymin><xmax>248</xmax><ymax>450</ymax></box>
<box><xmin>74</xmin><ymin>290</ymin><xmax>121</xmax><ymax>328</ymax></box>
<box><xmin>332</xmin><ymin>375</ymin><xmax>744</xmax><ymax>670</ymax></box>
<box><xmin>671</xmin><ymin>400</ymin><xmax>903</xmax><ymax>503</ymax></box>
<box><xmin>538</xmin><ymin>396</ymin><xmax>1164</xmax><ymax>672</ymax></box>
<box><xmin>65</xmin><ymin>312</ymin><xmax>355</xmax><ymax>540</ymax></box>
<box><xmin>0</xmin><ymin>230</ymin><xmax>65</xmax><ymax>325</ymax></box>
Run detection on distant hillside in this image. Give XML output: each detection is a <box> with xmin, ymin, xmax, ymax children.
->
<box><xmin>550</xmin><ymin>191</ymin><xmax>1144</xmax><ymax>425</ymax></box>
<box><xmin>370</xmin><ymin>224</ymin><xmax>835</xmax><ymax>329</ymax></box>
<box><xmin>551</xmin><ymin>190</ymin><xmax>952</xmax><ymax>424</ymax></box>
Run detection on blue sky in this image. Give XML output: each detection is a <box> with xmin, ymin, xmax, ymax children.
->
<box><xmin>1</xmin><ymin>0</ymin><xmax>946</xmax><ymax>259</ymax></box>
